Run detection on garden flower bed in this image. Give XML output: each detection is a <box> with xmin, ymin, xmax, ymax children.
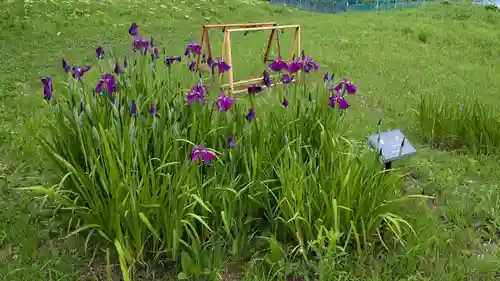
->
<box><xmin>33</xmin><ymin>23</ymin><xmax>414</xmax><ymax>280</ymax></box>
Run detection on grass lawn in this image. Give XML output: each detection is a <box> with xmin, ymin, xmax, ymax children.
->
<box><xmin>0</xmin><ymin>0</ymin><xmax>499</xmax><ymax>280</ymax></box>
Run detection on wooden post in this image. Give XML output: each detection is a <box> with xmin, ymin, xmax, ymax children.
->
<box><xmin>276</xmin><ymin>28</ymin><xmax>282</xmax><ymax>58</ymax></box>
<box><xmin>264</xmin><ymin>30</ymin><xmax>276</xmax><ymax>63</ymax></box>
<box><xmin>289</xmin><ymin>27</ymin><xmax>298</xmax><ymax>60</ymax></box>
<box><xmin>296</xmin><ymin>26</ymin><xmax>301</xmax><ymax>79</ymax></box>
<box><xmin>205</xmin><ymin>28</ymin><xmax>213</xmax><ymax>60</ymax></box>
<box><xmin>196</xmin><ymin>26</ymin><xmax>206</xmax><ymax>69</ymax></box>
<box><xmin>224</xmin><ymin>30</ymin><xmax>234</xmax><ymax>92</ymax></box>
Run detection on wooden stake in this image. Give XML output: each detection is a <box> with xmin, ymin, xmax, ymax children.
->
<box><xmin>296</xmin><ymin>26</ymin><xmax>301</xmax><ymax>79</ymax></box>
<box><xmin>276</xmin><ymin>28</ymin><xmax>282</xmax><ymax>58</ymax></box>
<box><xmin>225</xmin><ymin>30</ymin><xmax>234</xmax><ymax>92</ymax></box>
<box><xmin>264</xmin><ymin>29</ymin><xmax>275</xmax><ymax>63</ymax></box>
<box><xmin>290</xmin><ymin>27</ymin><xmax>298</xmax><ymax>60</ymax></box>
<box><xmin>196</xmin><ymin>27</ymin><xmax>206</xmax><ymax>69</ymax></box>
<box><xmin>205</xmin><ymin>28</ymin><xmax>213</xmax><ymax>60</ymax></box>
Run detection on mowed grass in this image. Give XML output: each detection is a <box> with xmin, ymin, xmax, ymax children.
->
<box><xmin>0</xmin><ymin>0</ymin><xmax>499</xmax><ymax>280</ymax></box>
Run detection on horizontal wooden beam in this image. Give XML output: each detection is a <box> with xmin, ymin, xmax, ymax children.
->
<box><xmin>203</xmin><ymin>22</ymin><xmax>276</xmax><ymax>29</ymax></box>
<box><xmin>227</xmin><ymin>25</ymin><xmax>299</xmax><ymax>33</ymax></box>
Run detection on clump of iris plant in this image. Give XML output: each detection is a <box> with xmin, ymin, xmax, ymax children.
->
<box><xmin>41</xmin><ymin>77</ymin><xmax>53</xmax><ymax>101</ymax></box>
<box><xmin>216</xmin><ymin>91</ymin><xmax>235</xmax><ymax>112</ymax></box>
<box><xmin>187</xmin><ymin>83</ymin><xmax>207</xmax><ymax>105</ymax></box>
<box><xmin>191</xmin><ymin>145</ymin><xmax>216</xmax><ymax>164</ymax></box>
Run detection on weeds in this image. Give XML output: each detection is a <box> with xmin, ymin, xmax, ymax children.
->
<box><xmin>418</xmin><ymin>94</ymin><xmax>500</xmax><ymax>155</ymax></box>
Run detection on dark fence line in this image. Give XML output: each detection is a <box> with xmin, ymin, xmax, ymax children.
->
<box><xmin>270</xmin><ymin>0</ymin><xmax>425</xmax><ymax>13</ymax></box>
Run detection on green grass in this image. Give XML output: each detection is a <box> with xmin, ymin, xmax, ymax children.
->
<box><xmin>419</xmin><ymin>94</ymin><xmax>500</xmax><ymax>155</ymax></box>
<box><xmin>0</xmin><ymin>0</ymin><xmax>499</xmax><ymax>280</ymax></box>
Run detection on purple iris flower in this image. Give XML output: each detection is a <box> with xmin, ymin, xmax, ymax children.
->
<box><xmin>41</xmin><ymin>77</ymin><xmax>53</xmax><ymax>101</ymax></box>
<box><xmin>165</xmin><ymin>56</ymin><xmax>182</xmax><ymax>67</ymax></box>
<box><xmin>184</xmin><ymin>40</ymin><xmax>202</xmax><ymax>57</ymax></box>
<box><xmin>96</xmin><ymin>46</ymin><xmax>105</xmax><ymax>59</ymax></box>
<box><xmin>287</xmin><ymin>59</ymin><xmax>303</xmax><ymax>73</ymax></box>
<box><xmin>62</xmin><ymin>58</ymin><xmax>70</xmax><ymax>73</ymax></box>
<box><xmin>329</xmin><ymin>90</ymin><xmax>350</xmax><ymax>110</ymax></box>
<box><xmin>151</xmin><ymin>46</ymin><xmax>160</xmax><ymax>61</ymax></box>
<box><xmin>247</xmin><ymin>84</ymin><xmax>263</xmax><ymax>95</ymax></box>
<box><xmin>188</xmin><ymin>60</ymin><xmax>197</xmax><ymax>72</ymax></box>
<box><xmin>187</xmin><ymin>83</ymin><xmax>207</xmax><ymax>105</ymax></box>
<box><xmin>282</xmin><ymin>97</ymin><xmax>289</xmax><ymax>108</ymax></box>
<box><xmin>216</xmin><ymin>92</ymin><xmax>235</xmax><ymax>112</ymax></box>
<box><xmin>334</xmin><ymin>77</ymin><xmax>357</xmax><ymax>95</ymax></box>
<box><xmin>95</xmin><ymin>74</ymin><xmax>117</xmax><ymax>94</ymax></box>
<box><xmin>130</xmin><ymin>100</ymin><xmax>137</xmax><ymax>117</ymax></box>
<box><xmin>133</xmin><ymin>37</ymin><xmax>149</xmax><ymax>54</ymax></box>
<box><xmin>324</xmin><ymin>72</ymin><xmax>331</xmax><ymax>83</ymax></box>
<box><xmin>150</xmin><ymin>104</ymin><xmax>157</xmax><ymax>117</ymax></box>
<box><xmin>246</xmin><ymin>108</ymin><xmax>255</xmax><ymax>122</ymax></box>
<box><xmin>227</xmin><ymin>136</ymin><xmax>236</xmax><ymax>149</ymax></box>
<box><xmin>72</xmin><ymin>65</ymin><xmax>91</xmax><ymax>80</ymax></box>
<box><xmin>213</xmin><ymin>58</ymin><xmax>231</xmax><ymax>74</ymax></box>
<box><xmin>124</xmin><ymin>56</ymin><xmax>128</xmax><ymax>68</ymax></box>
<box><xmin>114</xmin><ymin>61</ymin><xmax>122</xmax><ymax>74</ymax></box>
<box><xmin>263</xmin><ymin>70</ymin><xmax>272</xmax><ymax>87</ymax></box>
<box><xmin>268</xmin><ymin>57</ymin><xmax>288</xmax><ymax>72</ymax></box>
<box><xmin>282</xmin><ymin>73</ymin><xmax>292</xmax><ymax>84</ymax></box>
<box><xmin>191</xmin><ymin>145</ymin><xmax>216</xmax><ymax>164</ymax></box>
<box><xmin>129</xmin><ymin>23</ymin><xmax>138</xmax><ymax>36</ymax></box>
<box><xmin>302</xmin><ymin>56</ymin><xmax>319</xmax><ymax>73</ymax></box>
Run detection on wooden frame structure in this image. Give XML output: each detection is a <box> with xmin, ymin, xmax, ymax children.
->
<box><xmin>197</xmin><ymin>22</ymin><xmax>301</xmax><ymax>94</ymax></box>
